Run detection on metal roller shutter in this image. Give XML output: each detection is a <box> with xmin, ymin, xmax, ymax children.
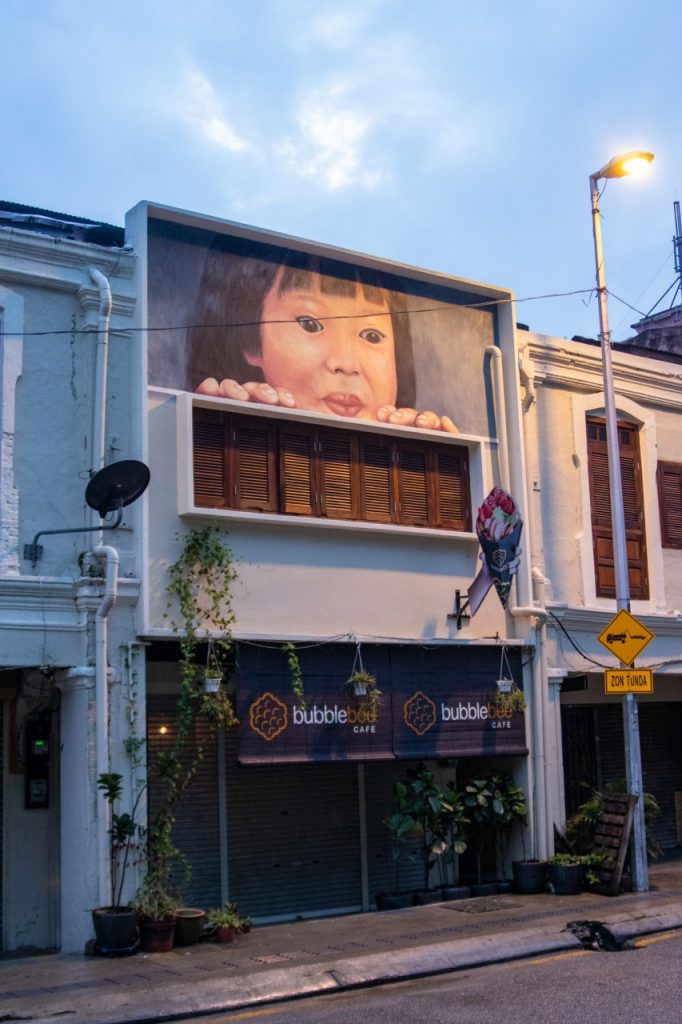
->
<box><xmin>364</xmin><ymin>759</ymin><xmax>424</xmax><ymax>901</ymax></box>
<box><xmin>147</xmin><ymin>694</ymin><xmax>222</xmax><ymax>908</ymax></box>
<box><xmin>224</xmin><ymin>731</ymin><xmax>362</xmax><ymax>919</ymax></box>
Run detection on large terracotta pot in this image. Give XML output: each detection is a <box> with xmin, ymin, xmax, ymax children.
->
<box><xmin>139</xmin><ymin>917</ymin><xmax>176</xmax><ymax>953</ymax></box>
<box><xmin>174</xmin><ymin>908</ymin><xmax>206</xmax><ymax>947</ymax></box>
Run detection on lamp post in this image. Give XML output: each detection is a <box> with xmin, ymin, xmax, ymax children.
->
<box><xmin>589</xmin><ymin>150</ymin><xmax>654</xmax><ymax>892</ymax></box>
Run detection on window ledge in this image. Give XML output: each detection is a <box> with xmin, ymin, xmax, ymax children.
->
<box><xmin>180</xmin><ymin>504</ymin><xmax>481</xmax><ymax>543</ymax></box>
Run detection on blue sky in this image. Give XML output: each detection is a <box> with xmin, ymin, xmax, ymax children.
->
<box><xmin>3</xmin><ymin>0</ymin><xmax>680</xmax><ymax>340</ymax></box>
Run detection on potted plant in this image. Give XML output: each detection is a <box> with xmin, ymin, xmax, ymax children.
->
<box><xmin>462</xmin><ymin>773</ymin><xmax>520</xmax><ymax>895</ymax></box>
<box><xmin>547</xmin><ymin>853</ymin><xmax>605</xmax><ymax>895</ymax></box>
<box><xmin>396</xmin><ymin>763</ymin><xmax>452</xmax><ymax>904</ymax></box>
<box><xmin>345</xmin><ymin>670</ymin><xmax>382</xmax><ymax>716</ymax></box>
<box><xmin>207</xmin><ymin>902</ymin><xmax>246</xmax><ymax>942</ymax></box>
<box><xmin>132</xmin><ymin>878</ymin><xmax>180</xmax><ymax>952</ymax></box>
<box><xmin>91</xmin><ymin>772</ymin><xmax>143</xmax><ymax>955</ymax></box>
<box><xmin>494</xmin><ymin>776</ymin><xmax>527</xmax><ymax>892</ymax></box>
<box><xmin>494</xmin><ymin>644</ymin><xmax>526</xmax><ymax>714</ymax></box>
<box><xmin>565</xmin><ymin>780</ymin><xmax>661</xmax><ymax>861</ymax></box>
<box><xmin>378</xmin><ymin>803</ymin><xmax>420</xmax><ymax>910</ymax></box>
<box><xmin>436</xmin><ymin>782</ymin><xmax>470</xmax><ymax>900</ymax></box>
<box><xmin>174</xmin><ymin>907</ymin><xmax>207</xmax><ymax>947</ymax></box>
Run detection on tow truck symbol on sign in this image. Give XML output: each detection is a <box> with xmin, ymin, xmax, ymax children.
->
<box><xmin>598</xmin><ymin>610</ymin><xmax>655</xmax><ymax>667</ymax></box>
<box><xmin>606</xmin><ymin>631</ymin><xmax>647</xmax><ymax>645</ymax></box>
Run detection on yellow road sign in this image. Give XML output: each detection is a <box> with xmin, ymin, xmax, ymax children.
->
<box><xmin>604</xmin><ymin>668</ymin><xmax>654</xmax><ymax>694</ymax></box>
<box><xmin>598</xmin><ymin>609</ymin><xmax>654</xmax><ymax>666</ymax></box>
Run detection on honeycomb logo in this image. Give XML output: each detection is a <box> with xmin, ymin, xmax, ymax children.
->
<box><xmin>249</xmin><ymin>692</ymin><xmax>288</xmax><ymax>741</ymax></box>
<box><xmin>404</xmin><ymin>691</ymin><xmax>436</xmax><ymax>735</ymax></box>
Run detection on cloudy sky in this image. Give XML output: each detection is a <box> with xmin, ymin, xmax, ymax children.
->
<box><xmin>2</xmin><ymin>0</ymin><xmax>680</xmax><ymax>340</ymax></box>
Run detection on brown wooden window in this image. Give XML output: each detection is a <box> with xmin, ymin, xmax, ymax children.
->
<box><xmin>657</xmin><ymin>461</ymin><xmax>682</xmax><ymax>549</ymax></box>
<box><xmin>586</xmin><ymin>416</ymin><xmax>648</xmax><ymax>599</ymax></box>
<box><xmin>193</xmin><ymin>407</ymin><xmax>471</xmax><ymax>532</ymax></box>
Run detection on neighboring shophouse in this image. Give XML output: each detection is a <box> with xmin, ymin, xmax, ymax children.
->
<box><xmin>0</xmin><ymin>205</ymin><xmax>142</xmax><ymax>953</ymax></box>
<box><xmin>518</xmin><ymin>324</ymin><xmax>682</xmax><ymax>850</ymax></box>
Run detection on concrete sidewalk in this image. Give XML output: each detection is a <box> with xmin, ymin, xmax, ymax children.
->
<box><xmin>3</xmin><ymin>857</ymin><xmax>682</xmax><ymax>1024</ymax></box>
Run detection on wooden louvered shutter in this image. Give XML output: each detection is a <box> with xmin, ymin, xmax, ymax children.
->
<box><xmin>280</xmin><ymin>423</ymin><xmax>316</xmax><ymax>515</ymax></box>
<box><xmin>231</xmin><ymin>416</ymin><xmax>277</xmax><ymax>511</ymax></box>
<box><xmin>586</xmin><ymin>416</ymin><xmax>648</xmax><ymax>599</ymax></box>
<box><xmin>657</xmin><ymin>461</ymin><xmax>682</xmax><ymax>549</ymax></box>
<box><xmin>359</xmin><ymin>436</ymin><xmax>394</xmax><ymax>523</ymax></box>
<box><xmin>395</xmin><ymin>441</ymin><xmax>430</xmax><ymax>526</ymax></box>
<box><xmin>433</xmin><ymin>446</ymin><xmax>471</xmax><ymax>530</ymax></box>
<box><xmin>318</xmin><ymin>430</ymin><xmax>358</xmax><ymax>520</ymax></box>
<box><xmin>193</xmin><ymin>409</ymin><xmax>228</xmax><ymax>508</ymax></box>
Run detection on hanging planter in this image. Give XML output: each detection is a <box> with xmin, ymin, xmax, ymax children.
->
<box><xmin>203</xmin><ymin>641</ymin><xmax>223</xmax><ymax>694</ymax></box>
<box><xmin>494</xmin><ymin>644</ymin><xmax>526</xmax><ymax>712</ymax></box>
<box><xmin>345</xmin><ymin>643</ymin><xmax>381</xmax><ymax>715</ymax></box>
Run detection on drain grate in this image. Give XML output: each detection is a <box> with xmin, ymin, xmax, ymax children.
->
<box><xmin>252</xmin><ymin>953</ymin><xmax>297</xmax><ymax>964</ymax></box>
<box><xmin>441</xmin><ymin>898</ymin><xmax>523</xmax><ymax>914</ymax></box>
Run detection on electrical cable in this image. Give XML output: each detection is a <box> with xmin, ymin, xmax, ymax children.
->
<box><xmin>0</xmin><ymin>287</ymin><xmax>597</xmax><ymax>339</ymax></box>
<box><xmin>547</xmin><ymin>610</ymin><xmax>611</xmax><ymax>669</ymax></box>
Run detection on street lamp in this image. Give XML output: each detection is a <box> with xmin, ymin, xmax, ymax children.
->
<box><xmin>589</xmin><ymin>149</ymin><xmax>654</xmax><ymax>892</ymax></box>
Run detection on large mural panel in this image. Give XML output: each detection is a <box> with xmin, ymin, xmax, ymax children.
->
<box><xmin>147</xmin><ymin>215</ymin><xmax>499</xmax><ymax>439</ymax></box>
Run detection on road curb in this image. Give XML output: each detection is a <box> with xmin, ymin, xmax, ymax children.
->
<box><xmin>22</xmin><ymin>905</ymin><xmax>682</xmax><ymax>1024</ymax></box>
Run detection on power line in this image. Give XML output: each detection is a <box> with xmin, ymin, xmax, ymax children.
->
<box><xmin>0</xmin><ymin>287</ymin><xmax>596</xmax><ymax>339</ymax></box>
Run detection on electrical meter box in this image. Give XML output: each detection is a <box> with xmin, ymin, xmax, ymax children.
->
<box><xmin>24</xmin><ymin>717</ymin><xmax>51</xmax><ymax>810</ymax></box>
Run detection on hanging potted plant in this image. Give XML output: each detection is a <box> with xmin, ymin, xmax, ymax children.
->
<box><xmin>494</xmin><ymin>644</ymin><xmax>526</xmax><ymax>713</ymax></box>
<box><xmin>203</xmin><ymin>640</ymin><xmax>223</xmax><ymax>694</ymax></box>
<box><xmin>344</xmin><ymin>643</ymin><xmax>382</xmax><ymax>716</ymax></box>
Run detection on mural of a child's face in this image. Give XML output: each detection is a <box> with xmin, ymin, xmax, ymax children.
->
<box><xmin>246</xmin><ymin>269</ymin><xmax>398</xmax><ymax>420</ymax></box>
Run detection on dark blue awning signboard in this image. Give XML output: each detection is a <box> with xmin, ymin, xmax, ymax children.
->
<box><xmin>392</xmin><ymin>685</ymin><xmax>527</xmax><ymax>759</ymax></box>
<box><xmin>235</xmin><ymin>644</ymin><xmax>527</xmax><ymax>764</ymax></box>
<box><xmin>237</xmin><ymin>680</ymin><xmax>394</xmax><ymax>764</ymax></box>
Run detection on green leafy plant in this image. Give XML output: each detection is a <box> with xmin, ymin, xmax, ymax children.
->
<box><xmin>145</xmin><ymin>528</ymin><xmax>239</xmax><ymax>898</ymax></box>
<box><xmin>131</xmin><ymin>877</ymin><xmax>180</xmax><ymax>922</ymax></box>
<box><xmin>494</xmin><ymin>776</ymin><xmax>527</xmax><ymax>878</ymax></box>
<box><xmin>345</xmin><ymin>669</ymin><xmax>382</xmax><ymax>717</ymax></box>
<box><xmin>462</xmin><ymin>773</ymin><xmax>525</xmax><ymax>885</ymax></box>
<box><xmin>565</xmin><ymin>780</ymin><xmax>662</xmax><ymax>861</ymax></box>
<box><xmin>436</xmin><ymin>782</ymin><xmax>469</xmax><ymax>889</ymax></box>
<box><xmin>207</xmin><ymin>902</ymin><xmax>248</xmax><ymax>930</ymax></box>
<box><xmin>396</xmin><ymin>763</ymin><xmax>456</xmax><ymax>893</ymax></box>
<box><xmin>494</xmin><ymin>687</ymin><xmax>526</xmax><ymax>714</ymax></box>
<box><xmin>97</xmin><ymin>771</ymin><xmax>145</xmax><ymax>908</ymax></box>
<box><xmin>282</xmin><ymin>642</ymin><xmax>306</xmax><ymax>709</ymax></box>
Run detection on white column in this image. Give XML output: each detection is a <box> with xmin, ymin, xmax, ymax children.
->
<box><xmin>545</xmin><ymin>670</ymin><xmax>567</xmax><ymax>836</ymax></box>
<box><xmin>58</xmin><ymin>668</ymin><xmax>99</xmax><ymax>953</ymax></box>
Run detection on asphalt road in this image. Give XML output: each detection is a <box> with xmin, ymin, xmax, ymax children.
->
<box><xmin>185</xmin><ymin>928</ymin><xmax>682</xmax><ymax>1024</ymax></box>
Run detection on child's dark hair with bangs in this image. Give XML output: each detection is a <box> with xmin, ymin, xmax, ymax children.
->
<box><xmin>187</xmin><ymin>235</ymin><xmax>416</xmax><ymax>410</ymax></box>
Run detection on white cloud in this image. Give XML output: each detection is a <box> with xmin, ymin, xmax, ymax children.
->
<box><xmin>278</xmin><ymin>85</ymin><xmax>382</xmax><ymax>191</ymax></box>
<box><xmin>173</xmin><ymin>68</ymin><xmax>252</xmax><ymax>154</ymax></box>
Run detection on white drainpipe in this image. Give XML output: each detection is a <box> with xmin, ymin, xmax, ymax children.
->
<box><xmin>93</xmin><ymin>544</ymin><xmax>119</xmax><ymax>907</ymax></box>
<box><xmin>88</xmin><ymin>266</ymin><xmax>116</xmax><ymax>908</ymax></box>
<box><xmin>88</xmin><ymin>268</ymin><xmax>112</xmax><ymax>493</ymax></box>
<box><xmin>486</xmin><ymin>346</ymin><xmax>510</xmax><ymax>491</ymax></box>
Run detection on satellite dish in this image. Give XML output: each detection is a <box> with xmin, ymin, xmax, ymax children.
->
<box><xmin>25</xmin><ymin>459</ymin><xmax>151</xmax><ymax>565</ymax></box>
<box><xmin>85</xmin><ymin>460</ymin><xmax>151</xmax><ymax>518</ymax></box>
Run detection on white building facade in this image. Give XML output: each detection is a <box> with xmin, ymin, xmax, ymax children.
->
<box><xmin>520</xmin><ymin>328</ymin><xmax>682</xmax><ymax>849</ymax></box>
<box><xmin>0</xmin><ymin>208</ymin><xmax>145</xmax><ymax>953</ymax></box>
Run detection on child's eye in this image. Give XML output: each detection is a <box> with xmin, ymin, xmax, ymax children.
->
<box><xmin>359</xmin><ymin>328</ymin><xmax>385</xmax><ymax>344</ymax></box>
<box><xmin>296</xmin><ymin>316</ymin><xmax>324</xmax><ymax>334</ymax></box>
